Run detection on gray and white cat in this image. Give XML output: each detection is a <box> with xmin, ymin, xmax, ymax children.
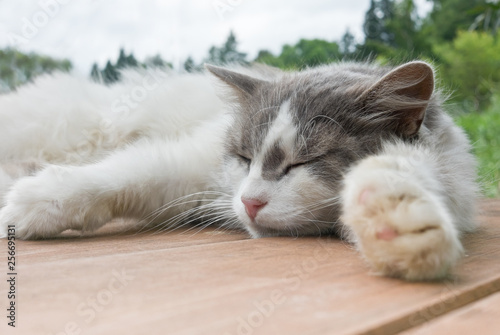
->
<box><xmin>0</xmin><ymin>61</ymin><xmax>478</xmax><ymax>280</ymax></box>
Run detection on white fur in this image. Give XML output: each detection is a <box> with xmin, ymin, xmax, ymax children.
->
<box><xmin>341</xmin><ymin>144</ymin><xmax>464</xmax><ymax>280</ymax></box>
<box><xmin>259</xmin><ymin>100</ymin><xmax>297</xmax><ymax>157</ymax></box>
<box><xmin>0</xmin><ymin>69</ymin><xmax>229</xmax><ymax>238</ymax></box>
<box><xmin>0</xmin><ymin>67</ymin><xmax>478</xmax><ymax>281</ymax></box>
<box><xmin>0</xmin><ymin>69</ymin><xmax>224</xmax><ymax>167</ymax></box>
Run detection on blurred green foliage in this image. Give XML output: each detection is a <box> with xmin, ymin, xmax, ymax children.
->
<box><xmin>255</xmin><ymin>39</ymin><xmax>342</xmax><ymax>69</ymax></box>
<box><xmin>434</xmin><ymin>31</ymin><xmax>500</xmax><ymax>111</ymax></box>
<box><xmin>456</xmin><ymin>97</ymin><xmax>500</xmax><ymax>197</ymax></box>
<box><xmin>90</xmin><ymin>48</ymin><xmax>171</xmax><ymax>84</ymax></box>
<box><xmin>0</xmin><ymin>48</ymin><xmax>71</xmax><ymax>92</ymax></box>
<box><xmin>206</xmin><ymin>31</ymin><xmax>248</xmax><ymax>66</ymax></box>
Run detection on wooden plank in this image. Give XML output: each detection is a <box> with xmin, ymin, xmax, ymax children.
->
<box><xmin>13</xmin><ymin>220</ymin><xmax>248</xmax><ymax>263</ymax></box>
<box><xmin>400</xmin><ymin>290</ymin><xmax>500</xmax><ymax>335</ymax></box>
<box><xmin>0</xmin><ymin>200</ymin><xmax>499</xmax><ymax>335</ymax></box>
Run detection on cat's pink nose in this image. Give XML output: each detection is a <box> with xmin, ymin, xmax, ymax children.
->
<box><xmin>241</xmin><ymin>197</ymin><xmax>267</xmax><ymax>220</ymax></box>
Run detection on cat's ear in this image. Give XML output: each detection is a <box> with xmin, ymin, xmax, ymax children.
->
<box><xmin>358</xmin><ymin>61</ymin><xmax>434</xmax><ymax>137</ymax></box>
<box><xmin>205</xmin><ymin>64</ymin><xmax>266</xmax><ymax>98</ymax></box>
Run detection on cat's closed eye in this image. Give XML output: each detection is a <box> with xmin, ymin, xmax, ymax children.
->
<box><xmin>283</xmin><ymin>162</ymin><xmax>306</xmax><ymax>176</ymax></box>
<box><xmin>237</xmin><ymin>154</ymin><xmax>251</xmax><ymax>168</ymax></box>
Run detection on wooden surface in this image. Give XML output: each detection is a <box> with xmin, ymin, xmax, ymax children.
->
<box><xmin>1</xmin><ymin>199</ymin><xmax>499</xmax><ymax>335</ymax></box>
<box><xmin>401</xmin><ymin>291</ymin><xmax>500</xmax><ymax>335</ymax></box>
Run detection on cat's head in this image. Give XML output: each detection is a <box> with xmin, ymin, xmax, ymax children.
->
<box><xmin>207</xmin><ymin>61</ymin><xmax>435</xmax><ymax>237</ymax></box>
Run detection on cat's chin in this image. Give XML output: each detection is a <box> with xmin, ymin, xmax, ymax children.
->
<box><xmin>243</xmin><ymin>218</ymin><xmax>316</xmax><ymax>238</ymax></box>
<box><xmin>245</xmin><ymin>225</ymin><xmax>286</xmax><ymax>238</ymax></box>
<box><xmin>243</xmin><ymin>220</ymin><xmax>292</xmax><ymax>238</ymax></box>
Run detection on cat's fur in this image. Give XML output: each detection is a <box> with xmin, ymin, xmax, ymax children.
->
<box><xmin>0</xmin><ymin>61</ymin><xmax>478</xmax><ymax>280</ymax></box>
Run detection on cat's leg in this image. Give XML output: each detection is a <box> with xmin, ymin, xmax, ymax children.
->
<box><xmin>0</xmin><ymin>160</ymin><xmax>46</xmax><ymax>204</ymax></box>
<box><xmin>341</xmin><ymin>146</ymin><xmax>475</xmax><ymax>281</ymax></box>
<box><xmin>0</xmin><ymin>123</ymin><xmax>225</xmax><ymax>239</ymax></box>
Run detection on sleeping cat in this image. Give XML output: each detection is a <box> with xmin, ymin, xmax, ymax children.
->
<box><xmin>0</xmin><ymin>61</ymin><xmax>478</xmax><ymax>280</ymax></box>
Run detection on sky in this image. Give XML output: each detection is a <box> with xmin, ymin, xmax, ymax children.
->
<box><xmin>0</xmin><ymin>0</ymin><xmax>432</xmax><ymax>75</ymax></box>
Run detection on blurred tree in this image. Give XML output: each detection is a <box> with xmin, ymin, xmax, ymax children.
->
<box><xmin>388</xmin><ymin>0</ymin><xmax>421</xmax><ymax>50</ymax></box>
<box><xmin>359</xmin><ymin>0</ymin><xmax>397</xmax><ymax>60</ymax></box>
<box><xmin>425</xmin><ymin>0</ymin><xmax>488</xmax><ymax>41</ymax></box>
<box><xmin>125</xmin><ymin>53</ymin><xmax>139</xmax><ymax>68</ymax></box>
<box><xmin>255</xmin><ymin>39</ymin><xmax>341</xmax><ymax>69</ymax></box>
<box><xmin>91</xmin><ymin>49</ymin><xmax>172</xmax><ymax>84</ymax></box>
<box><xmin>90</xmin><ymin>63</ymin><xmax>101</xmax><ymax>81</ymax></box>
<box><xmin>116</xmin><ymin>49</ymin><xmax>128</xmax><ymax>69</ymax></box>
<box><xmin>206</xmin><ymin>31</ymin><xmax>248</xmax><ymax>65</ymax></box>
<box><xmin>145</xmin><ymin>54</ymin><xmax>171</xmax><ymax>68</ymax></box>
<box><xmin>102</xmin><ymin>60</ymin><xmax>120</xmax><ymax>83</ymax></box>
<box><xmin>388</xmin><ymin>0</ymin><xmax>432</xmax><ymax>56</ymax></box>
<box><xmin>363</xmin><ymin>0</ymin><xmax>396</xmax><ymax>46</ymax></box>
<box><xmin>254</xmin><ymin>50</ymin><xmax>285</xmax><ymax>68</ymax></box>
<box><xmin>359</xmin><ymin>0</ymin><xmax>431</xmax><ymax>62</ymax></box>
<box><xmin>115</xmin><ymin>48</ymin><xmax>139</xmax><ymax>69</ymax></box>
<box><xmin>0</xmin><ymin>48</ymin><xmax>71</xmax><ymax>92</ymax></box>
<box><xmin>435</xmin><ymin>30</ymin><xmax>500</xmax><ymax>110</ymax></box>
<box><xmin>183</xmin><ymin>56</ymin><xmax>197</xmax><ymax>72</ymax></box>
<box><xmin>340</xmin><ymin>29</ymin><xmax>356</xmax><ymax>59</ymax></box>
<box><xmin>468</xmin><ymin>0</ymin><xmax>500</xmax><ymax>35</ymax></box>
<box><xmin>283</xmin><ymin>39</ymin><xmax>341</xmax><ymax>68</ymax></box>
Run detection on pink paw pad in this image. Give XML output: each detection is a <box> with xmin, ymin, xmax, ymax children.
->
<box><xmin>358</xmin><ymin>188</ymin><xmax>373</xmax><ymax>205</ymax></box>
<box><xmin>376</xmin><ymin>227</ymin><xmax>399</xmax><ymax>241</ymax></box>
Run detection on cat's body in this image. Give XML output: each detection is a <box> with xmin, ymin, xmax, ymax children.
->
<box><xmin>0</xmin><ymin>61</ymin><xmax>478</xmax><ymax>280</ymax></box>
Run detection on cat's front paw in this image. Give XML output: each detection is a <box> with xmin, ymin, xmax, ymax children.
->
<box><xmin>341</xmin><ymin>156</ymin><xmax>463</xmax><ymax>281</ymax></box>
<box><xmin>0</xmin><ymin>179</ymin><xmax>71</xmax><ymax>240</ymax></box>
<box><xmin>0</xmin><ymin>166</ymin><xmax>89</xmax><ymax>240</ymax></box>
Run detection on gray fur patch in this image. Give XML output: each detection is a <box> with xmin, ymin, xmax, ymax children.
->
<box><xmin>215</xmin><ymin>61</ymin><xmax>477</xmax><ymax>236</ymax></box>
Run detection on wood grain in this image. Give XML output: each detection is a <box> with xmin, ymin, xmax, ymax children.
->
<box><xmin>401</xmin><ymin>291</ymin><xmax>500</xmax><ymax>335</ymax></box>
<box><xmin>0</xmin><ymin>200</ymin><xmax>499</xmax><ymax>335</ymax></box>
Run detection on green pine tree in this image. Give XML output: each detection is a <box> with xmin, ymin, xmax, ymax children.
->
<box><xmin>183</xmin><ymin>56</ymin><xmax>197</xmax><ymax>72</ymax></box>
<box><xmin>116</xmin><ymin>48</ymin><xmax>128</xmax><ymax>69</ymax></box>
<box><xmin>206</xmin><ymin>31</ymin><xmax>247</xmax><ymax>65</ymax></box>
<box><xmin>90</xmin><ymin>63</ymin><xmax>101</xmax><ymax>82</ymax></box>
<box><xmin>145</xmin><ymin>54</ymin><xmax>170</xmax><ymax>68</ymax></box>
<box><xmin>102</xmin><ymin>61</ymin><xmax>120</xmax><ymax>84</ymax></box>
<box><xmin>116</xmin><ymin>48</ymin><xmax>139</xmax><ymax>69</ymax></box>
<box><xmin>426</xmin><ymin>0</ymin><xmax>488</xmax><ymax>42</ymax></box>
<box><xmin>363</xmin><ymin>0</ymin><xmax>396</xmax><ymax>46</ymax></box>
<box><xmin>340</xmin><ymin>29</ymin><xmax>356</xmax><ymax>59</ymax></box>
<box><xmin>124</xmin><ymin>53</ymin><xmax>139</xmax><ymax>68</ymax></box>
